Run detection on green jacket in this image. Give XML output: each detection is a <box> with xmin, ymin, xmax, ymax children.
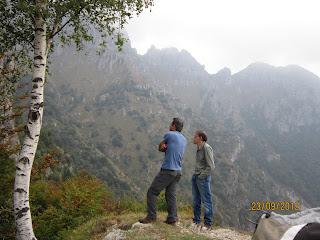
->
<box><xmin>194</xmin><ymin>142</ymin><xmax>215</xmax><ymax>178</ymax></box>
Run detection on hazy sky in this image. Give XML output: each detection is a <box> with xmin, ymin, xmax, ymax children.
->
<box><xmin>125</xmin><ymin>0</ymin><xmax>320</xmax><ymax>76</ymax></box>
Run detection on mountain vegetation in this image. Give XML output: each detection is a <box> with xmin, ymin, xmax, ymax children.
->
<box><xmin>38</xmin><ymin>38</ymin><xmax>320</xmax><ymax>231</ymax></box>
<box><xmin>1</xmin><ymin>0</ymin><xmax>154</xmax><ymax>238</ymax></box>
<box><xmin>2</xmin><ymin>34</ymin><xmax>320</xmax><ymax>239</ymax></box>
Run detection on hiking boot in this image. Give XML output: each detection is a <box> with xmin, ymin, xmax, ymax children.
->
<box><xmin>201</xmin><ymin>224</ymin><xmax>212</xmax><ymax>231</ymax></box>
<box><xmin>163</xmin><ymin>219</ymin><xmax>178</xmax><ymax>225</ymax></box>
<box><xmin>139</xmin><ymin>217</ymin><xmax>156</xmax><ymax>224</ymax></box>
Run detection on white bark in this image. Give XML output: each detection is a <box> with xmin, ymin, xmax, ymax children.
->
<box><xmin>14</xmin><ymin>1</ymin><xmax>48</xmax><ymax>239</ymax></box>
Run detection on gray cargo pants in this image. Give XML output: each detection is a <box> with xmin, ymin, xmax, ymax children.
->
<box><xmin>147</xmin><ymin>169</ymin><xmax>181</xmax><ymax>222</ymax></box>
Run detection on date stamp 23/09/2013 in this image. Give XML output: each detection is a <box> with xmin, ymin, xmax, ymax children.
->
<box><xmin>249</xmin><ymin>201</ymin><xmax>301</xmax><ymax>211</ymax></box>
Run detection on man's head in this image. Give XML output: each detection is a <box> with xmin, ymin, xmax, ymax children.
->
<box><xmin>193</xmin><ymin>130</ymin><xmax>207</xmax><ymax>145</ymax></box>
<box><xmin>170</xmin><ymin>117</ymin><xmax>184</xmax><ymax>132</ymax></box>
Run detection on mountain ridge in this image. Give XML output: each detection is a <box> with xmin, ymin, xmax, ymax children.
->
<box><xmin>42</xmin><ymin>39</ymin><xmax>320</xmax><ymax>230</ymax></box>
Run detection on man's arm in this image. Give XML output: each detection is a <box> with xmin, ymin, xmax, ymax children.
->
<box><xmin>159</xmin><ymin>132</ymin><xmax>170</xmax><ymax>152</ymax></box>
<box><xmin>159</xmin><ymin>140</ymin><xmax>167</xmax><ymax>152</ymax></box>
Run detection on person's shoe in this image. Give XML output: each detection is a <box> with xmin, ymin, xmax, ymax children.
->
<box><xmin>201</xmin><ymin>224</ymin><xmax>212</xmax><ymax>231</ymax></box>
<box><xmin>190</xmin><ymin>222</ymin><xmax>201</xmax><ymax>230</ymax></box>
<box><xmin>139</xmin><ymin>217</ymin><xmax>156</xmax><ymax>224</ymax></box>
<box><xmin>163</xmin><ymin>219</ymin><xmax>178</xmax><ymax>225</ymax></box>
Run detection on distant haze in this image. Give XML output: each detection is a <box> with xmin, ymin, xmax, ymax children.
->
<box><xmin>125</xmin><ymin>0</ymin><xmax>320</xmax><ymax>76</ymax></box>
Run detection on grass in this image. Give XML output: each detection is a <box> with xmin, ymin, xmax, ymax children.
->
<box><xmin>67</xmin><ymin>211</ymin><xmax>219</xmax><ymax>240</ymax></box>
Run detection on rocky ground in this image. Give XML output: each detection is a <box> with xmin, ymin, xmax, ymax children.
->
<box><xmin>102</xmin><ymin>215</ymin><xmax>252</xmax><ymax>240</ymax></box>
<box><xmin>67</xmin><ymin>212</ymin><xmax>253</xmax><ymax>240</ymax></box>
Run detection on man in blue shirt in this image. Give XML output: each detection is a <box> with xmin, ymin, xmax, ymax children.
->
<box><xmin>139</xmin><ymin>118</ymin><xmax>187</xmax><ymax>225</ymax></box>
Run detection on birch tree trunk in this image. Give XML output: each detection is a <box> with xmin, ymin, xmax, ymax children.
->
<box><xmin>14</xmin><ymin>1</ymin><xmax>48</xmax><ymax>239</ymax></box>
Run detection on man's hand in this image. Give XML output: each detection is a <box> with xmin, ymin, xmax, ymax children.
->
<box><xmin>159</xmin><ymin>141</ymin><xmax>167</xmax><ymax>152</ymax></box>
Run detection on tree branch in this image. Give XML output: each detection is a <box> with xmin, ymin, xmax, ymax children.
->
<box><xmin>0</xmin><ymin>206</ymin><xmax>13</xmax><ymax>214</ymax></box>
<box><xmin>49</xmin><ymin>2</ymin><xmax>90</xmax><ymax>40</ymax></box>
<box><xmin>49</xmin><ymin>17</ymin><xmax>72</xmax><ymax>39</ymax></box>
<box><xmin>48</xmin><ymin>7</ymin><xmax>72</xmax><ymax>39</ymax></box>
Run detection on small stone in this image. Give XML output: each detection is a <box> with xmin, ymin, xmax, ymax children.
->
<box><xmin>103</xmin><ymin>229</ymin><xmax>125</xmax><ymax>240</ymax></box>
<box><xmin>131</xmin><ymin>222</ymin><xmax>152</xmax><ymax>229</ymax></box>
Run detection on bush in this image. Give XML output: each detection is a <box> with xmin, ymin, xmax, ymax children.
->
<box><xmin>117</xmin><ymin>194</ymin><xmax>145</xmax><ymax>213</ymax></box>
<box><xmin>30</xmin><ymin>172</ymin><xmax>116</xmax><ymax>240</ymax></box>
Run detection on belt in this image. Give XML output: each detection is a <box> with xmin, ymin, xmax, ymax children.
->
<box><xmin>161</xmin><ymin>168</ymin><xmax>175</xmax><ymax>172</ymax></box>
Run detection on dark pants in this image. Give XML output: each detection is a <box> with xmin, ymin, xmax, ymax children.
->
<box><xmin>147</xmin><ymin>169</ymin><xmax>181</xmax><ymax>221</ymax></box>
<box><xmin>192</xmin><ymin>174</ymin><xmax>214</xmax><ymax>226</ymax></box>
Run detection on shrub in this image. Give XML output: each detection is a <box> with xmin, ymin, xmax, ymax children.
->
<box><xmin>31</xmin><ymin>172</ymin><xmax>116</xmax><ymax>240</ymax></box>
<box><xmin>117</xmin><ymin>194</ymin><xmax>145</xmax><ymax>213</ymax></box>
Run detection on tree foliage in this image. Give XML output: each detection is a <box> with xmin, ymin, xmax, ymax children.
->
<box><xmin>1</xmin><ymin>0</ymin><xmax>154</xmax><ymax>55</ymax></box>
<box><xmin>0</xmin><ymin>0</ymin><xmax>154</xmax><ymax>148</ymax></box>
<box><xmin>1</xmin><ymin>0</ymin><xmax>154</xmax><ymax>238</ymax></box>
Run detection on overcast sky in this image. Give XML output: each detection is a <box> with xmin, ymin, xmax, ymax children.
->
<box><xmin>125</xmin><ymin>0</ymin><xmax>320</xmax><ymax>76</ymax></box>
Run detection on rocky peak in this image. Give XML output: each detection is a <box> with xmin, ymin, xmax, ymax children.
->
<box><xmin>144</xmin><ymin>46</ymin><xmax>204</xmax><ymax>71</ymax></box>
<box><xmin>215</xmin><ymin>67</ymin><xmax>232</xmax><ymax>80</ymax></box>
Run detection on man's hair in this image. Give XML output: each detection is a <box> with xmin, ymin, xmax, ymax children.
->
<box><xmin>172</xmin><ymin>117</ymin><xmax>184</xmax><ymax>132</ymax></box>
<box><xmin>196</xmin><ymin>130</ymin><xmax>207</xmax><ymax>142</ymax></box>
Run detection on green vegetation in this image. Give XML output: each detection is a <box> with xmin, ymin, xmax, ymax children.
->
<box><xmin>1</xmin><ymin>150</ymin><xmax>205</xmax><ymax>240</ymax></box>
<box><xmin>0</xmin><ymin>150</ymin><xmax>15</xmax><ymax>239</ymax></box>
<box><xmin>67</xmin><ymin>212</ymin><xmax>216</xmax><ymax>240</ymax></box>
<box><xmin>4</xmin><ymin>35</ymin><xmax>320</xmax><ymax>239</ymax></box>
<box><xmin>30</xmin><ymin>172</ymin><xmax>115</xmax><ymax>240</ymax></box>
<box><xmin>0</xmin><ymin>132</ymin><xmax>196</xmax><ymax>240</ymax></box>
